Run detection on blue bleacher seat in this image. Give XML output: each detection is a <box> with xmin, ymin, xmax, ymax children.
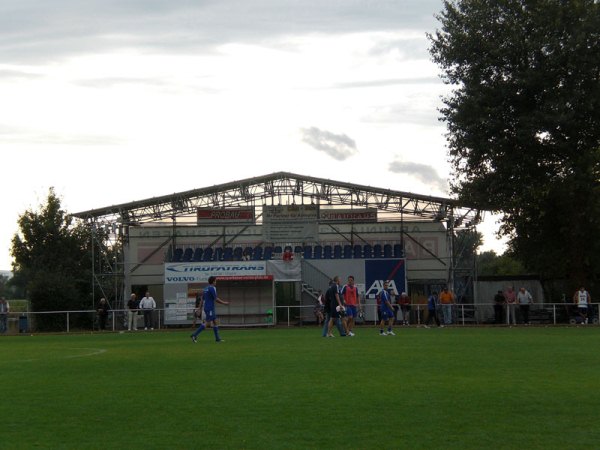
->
<box><xmin>203</xmin><ymin>247</ymin><xmax>214</xmax><ymax>261</ymax></box>
<box><xmin>233</xmin><ymin>247</ymin><xmax>243</xmax><ymax>261</ymax></box>
<box><xmin>223</xmin><ymin>247</ymin><xmax>233</xmax><ymax>260</ymax></box>
<box><xmin>323</xmin><ymin>245</ymin><xmax>332</xmax><ymax>259</ymax></box>
<box><xmin>383</xmin><ymin>244</ymin><xmax>392</xmax><ymax>258</ymax></box>
<box><xmin>243</xmin><ymin>246</ymin><xmax>253</xmax><ymax>260</ymax></box>
<box><xmin>333</xmin><ymin>245</ymin><xmax>342</xmax><ymax>259</ymax></box>
<box><xmin>343</xmin><ymin>245</ymin><xmax>352</xmax><ymax>259</ymax></box>
<box><xmin>274</xmin><ymin>245</ymin><xmax>282</xmax><ymax>254</ymax></box>
<box><xmin>373</xmin><ymin>244</ymin><xmax>382</xmax><ymax>258</ymax></box>
<box><xmin>363</xmin><ymin>244</ymin><xmax>373</xmax><ymax>258</ymax></box>
<box><xmin>303</xmin><ymin>245</ymin><xmax>313</xmax><ymax>259</ymax></box>
<box><xmin>253</xmin><ymin>247</ymin><xmax>263</xmax><ymax>260</ymax></box>
<box><xmin>314</xmin><ymin>245</ymin><xmax>323</xmax><ymax>259</ymax></box>
<box><xmin>393</xmin><ymin>244</ymin><xmax>403</xmax><ymax>258</ymax></box>
<box><xmin>182</xmin><ymin>248</ymin><xmax>193</xmax><ymax>262</ymax></box>
<box><xmin>294</xmin><ymin>245</ymin><xmax>303</xmax><ymax>254</ymax></box>
<box><xmin>353</xmin><ymin>244</ymin><xmax>362</xmax><ymax>258</ymax></box>
<box><xmin>193</xmin><ymin>248</ymin><xmax>203</xmax><ymax>262</ymax></box>
<box><xmin>264</xmin><ymin>246</ymin><xmax>273</xmax><ymax>260</ymax></box>
<box><xmin>214</xmin><ymin>247</ymin><xmax>224</xmax><ymax>261</ymax></box>
<box><xmin>172</xmin><ymin>248</ymin><xmax>183</xmax><ymax>262</ymax></box>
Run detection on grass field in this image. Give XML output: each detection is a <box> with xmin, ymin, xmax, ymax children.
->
<box><xmin>2</xmin><ymin>326</ymin><xmax>600</xmax><ymax>449</ymax></box>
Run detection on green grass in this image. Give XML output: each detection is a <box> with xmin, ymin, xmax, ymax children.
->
<box><xmin>2</xmin><ymin>326</ymin><xmax>600</xmax><ymax>449</ymax></box>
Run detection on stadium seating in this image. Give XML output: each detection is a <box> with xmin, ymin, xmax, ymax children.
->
<box><xmin>264</xmin><ymin>246</ymin><xmax>273</xmax><ymax>260</ymax></box>
<box><xmin>294</xmin><ymin>245</ymin><xmax>303</xmax><ymax>254</ymax></box>
<box><xmin>383</xmin><ymin>244</ymin><xmax>392</xmax><ymax>258</ymax></box>
<box><xmin>303</xmin><ymin>245</ymin><xmax>313</xmax><ymax>259</ymax></box>
<box><xmin>313</xmin><ymin>245</ymin><xmax>323</xmax><ymax>259</ymax></box>
<box><xmin>253</xmin><ymin>247</ymin><xmax>263</xmax><ymax>260</ymax></box>
<box><xmin>223</xmin><ymin>247</ymin><xmax>233</xmax><ymax>261</ymax></box>
<box><xmin>333</xmin><ymin>245</ymin><xmax>342</xmax><ymax>259</ymax></box>
<box><xmin>203</xmin><ymin>247</ymin><xmax>213</xmax><ymax>261</ymax></box>
<box><xmin>193</xmin><ymin>248</ymin><xmax>203</xmax><ymax>262</ymax></box>
<box><xmin>214</xmin><ymin>247</ymin><xmax>223</xmax><ymax>261</ymax></box>
<box><xmin>373</xmin><ymin>244</ymin><xmax>382</xmax><ymax>258</ymax></box>
<box><xmin>353</xmin><ymin>244</ymin><xmax>362</xmax><ymax>258</ymax></box>
<box><xmin>172</xmin><ymin>248</ymin><xmax>183</xmax><ymax>262</ymax></box>
<box><xmin>363</xmin><ymin>244</ymin><xmax>373</xmax><ymax>258</ymax></box>
<box><xmin>343</xmin><ymin>244</ymin><xmax>352</xmax><ymax>259</ymax></box>
<box><xmin>182</xmin><ymin>248</ymin><xmax>193</xmax><ymax>262</ymax></box>
<box><xmin>323</xmin><ymin>245</ymin><xmax>332</xmax><ymax>259</ymax></box>
<box><xmin>233</xmin><ymin>247</ymin><xmax>243</xmax><ymax>261</ymax></box>
<box><xmin>274</xmin><ymin>245</ymin><xmax>282</xmax><ymax>254</ymax></box>
<box><xmin>393</xmin><ymin>244</ymin><xmax>403</xmax><ymax>258</ymax></box>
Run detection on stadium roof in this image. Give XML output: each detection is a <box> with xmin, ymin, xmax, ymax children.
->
<box><xmin>72</xmin><ymin>171</ymin><xmax>481</xmax><ymax>228</ymax></box>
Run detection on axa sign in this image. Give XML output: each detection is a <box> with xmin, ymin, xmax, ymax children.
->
<box><xmin>364</xmin><ymin>259</ymin><xmax>407</xmax><ymax>299</ymax></box>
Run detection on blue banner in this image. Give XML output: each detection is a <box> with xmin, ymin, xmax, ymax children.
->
<box><xmin>364</xmin><ymin>259</ymin><xmax>407</xmax><ymax>299</ymax></box>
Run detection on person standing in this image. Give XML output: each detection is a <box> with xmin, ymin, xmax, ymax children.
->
<box><xmin>341</xmin><ymin>275</ymin><xmax>360</xmax><ymax>336</ymax></box>
<box><xmin>326</xmin><ymin>276</ymin><xmax>349</xmax><ymax>337</ymax></box>
<box><xmin>424</xmin><ymin>291</ymin><xmax>441</xmax><ymax>328</ymax></box>
<box><xmin>191</xmin><ymin>276</ymin><xmax>229</xmax><ymax>343</ymax></box>
<box><xmin>439</xmin><ymin>287</ymin><xmax>455</xmax><ymax>325</ymax></box>
<box><xmin>96</xmin><ymin>298</ymin><xmax>110</xmax><ymax>331</ymax></box>
<box><xmin>0</xmin><ymin>297</ymin><xmax>10</xmax><ymax>334</ymax></box>
<box><xmin>573</xmin><ymin>286</ymin><xmax>591</xmax><ymax>325</ymax></box>
<box><xmin>379</xmin><ymin>281</ymin><xmax>395</xmax><ymax>336</ymax></box>
<box><xmin>192</xmin><ymin>289</ymin><xmax>204</xmax><ymax>327</ymax></box>
<box><xmin>398</xmin><ymin>292</ymin><xmax>411</xmax><ymax>326</ymax></box>
<box><xmin>504</xmin><ymin>287</ymin><xmax>517</xmax><ymax>326</ymax></box>
<box><xmin>493</xmin><ymin>290</ymin><xmax>505</xmax><ymax>324</ymax></box>
<box><xmin>127</xmin><ymin>293</ymin><xmax>138</xmax><ymax>331</ymax></box>
<box><xmin>139</xmin><ymin>291</ymin><xmax>156</xmax><ymax>330</ymax></box>
<box><xmin>517</xmin><ymin>287</ymin><xmax>534</xmax><ymax>325</ymax></box>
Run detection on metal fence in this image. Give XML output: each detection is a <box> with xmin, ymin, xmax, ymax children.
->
<box><xmin>1</xmin><ymin>302</ymin><xmax>598</xmax><ymax>334</ymax></box>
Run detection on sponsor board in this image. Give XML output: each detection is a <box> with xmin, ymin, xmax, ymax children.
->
<box><xmin>165</xmin><ymin>261</ymin><xmax>267</xmax><ymax>284</ymax></box>
<box><xmin>364</xmin><ymin>259</ymin><xmax>407</xmax><ymax>299</ymax></box>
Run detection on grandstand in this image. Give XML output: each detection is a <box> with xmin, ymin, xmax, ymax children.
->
<box><xmin>73</xmin><ymin>172</ymin><xmax>481</xmax><ymax>326</ymax></box>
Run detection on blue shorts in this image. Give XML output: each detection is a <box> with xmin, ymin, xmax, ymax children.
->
<box><xmin>345</xmin><ymin>305</ymin><xmax>357</xmax><ymax>318</ymax></box>
<box><xmin>381</xmin><ymin>308</ymin><xmax>394</xmax><ymax>320</ymax></box>
<box><xmin>204</xmin><ymin>309</ymin><xmax>217</xmax><ymax>322</ymax></box>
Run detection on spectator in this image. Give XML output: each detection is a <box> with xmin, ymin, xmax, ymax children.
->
<box><xmin>398</xmin><ymin>292</ymin><xmax>411</xmax><ymax>326</ymax></box>
<box><xmin>96</xmin><ymin>298</ymin><xmax>110</xmax><ymax>331</ymax></box>
<box><xmin>139</xmin><ymin>291</ymin><xmax>156</xmax><ymax>330</ymax></box>
<box><xmin>424</xmin><ymin>291</ymin><xmax>441</xmax><ymax>328</ymax></box>
<box><xmin>517</xmin><ymin>287</ymin><xmax>534</xmax><ymax>325</ymax></box>
<box><xmin>282</xmin><ymin>247</ymin><xmax>294</xmax><ymax>261</ymax></box>
<box><xmin>493</xmin><ymin>290</ymin><xmax>505</xmax><ymax>324</ymax></box>
<box><xmin>127</xmin><ymin>293</ymin><xmax>138</xmax><ymax>331</ymax></box>
<box><xmin>314</xmin><ymin>290</ymin><xmax>325</xmax><ymax>325</ymax></box>
<box><xmin>0</xmin><ymin>297</ymin><xmax>9</xmax><ymax>334</ymax></box>
<box><xmin>504</xmin><ymin>287</ymin><xmax>517</xmax><ymax>326</ymax></box>
<box><xmin>573</xmin><ymin>286</ymin><xmax>591</xmax><ymax>325</ymax></box>
<box><xmin>439</xmin><ymin>287</ymin><xmax>455</xmax><ymax>325</ymax></box>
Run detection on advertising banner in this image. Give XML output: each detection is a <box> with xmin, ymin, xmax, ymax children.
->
<box><xmin>197</xmin><ymin>207</ymin><xmax>255</xmax><ymax>225</ymax></box>
<box><xmin>262</xmin><ymin>205</ymin><xmax>319</xmax><ymax>241</ymax></box>
<box><xmin>364</xmin><ymin>259</ymin><xmax>407</xmax><ymax>299</ymax></box>
<box><xmin>319</xmin><ymin>208</ymin><xmax>377</xmax><ymax>223</ymax></box>
<box><xmin>164</xmin><ymin>261</ymin><xmax>267</xmax><ymax>284</ymax></box>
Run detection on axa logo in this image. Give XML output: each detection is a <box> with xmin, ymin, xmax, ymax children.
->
<box><xmin>365</xmin><ymin>280</ymin><xmax>399</xmax><ymax>298</ymax></box>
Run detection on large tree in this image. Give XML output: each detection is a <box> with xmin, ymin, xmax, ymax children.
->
<box><xmin>11</xmin><ymin>189</ymin><xmax>94</xmax><ymax>330</ymax></box>
<box><xmin>429</xmin><ymin>0</ymin><xmax>600</xmax><ymax>287</ymax></box>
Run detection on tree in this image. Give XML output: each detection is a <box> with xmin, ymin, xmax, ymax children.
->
<box><xmin>11</xmin><ymin>189</ymin><xmax>94</xmax><ymax>330</ymax></box>
<box><xmin>477</xmin><ymin>250</ymin><xmax>526</xmax><ymax>276</ymax></box>
<box><xmin>429</xmin><ymin>0</ymin><xmax>600</xmax><ymax>289</ymax></box>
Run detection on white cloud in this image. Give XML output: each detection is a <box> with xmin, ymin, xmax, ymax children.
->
<box><xmin>300</xmin><ymin>127</ymin><xmax>358</xmax><ymax>161</ymax></box>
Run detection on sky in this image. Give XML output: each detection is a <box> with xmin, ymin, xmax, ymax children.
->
<box><xmin>0</xmin><ymin>0</ymin><xmax>506</xmax><ymax>271</ymax></box>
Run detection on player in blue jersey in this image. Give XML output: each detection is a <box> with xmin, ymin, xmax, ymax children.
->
<box><xmin>191</xmin><ymin>276</ymin><xmax>230</xmax><ymax>343</ymax></box>
<box><xmin>379</xmin><ymin>281</ymin><xmax>395</xmax><ymax>336</ymax></box>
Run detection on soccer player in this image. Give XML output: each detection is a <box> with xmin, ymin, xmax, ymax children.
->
<box><xmin>191</xmin><ymin>276</ymin><xmax>230</xmax><ymax>343</ymax></box>
<box><xmin>341</xmin><ymin>275</ymin><xmax>360</xmax><ymax>336</ymax></box>
<box><xmin>379</xmin><ymin>281</ymin><xmax>395</xmax><ymax>336</ymax></box>
<box><xmin>326</xmin><ymin>276</ymin><xmax>349</xmax><ymax>337</ymax></box>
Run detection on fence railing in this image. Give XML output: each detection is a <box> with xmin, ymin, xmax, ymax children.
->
<box><xmin>1</xmin><ymin>302</ymin><xmax>597</xmax><ymax>334</ymax></box>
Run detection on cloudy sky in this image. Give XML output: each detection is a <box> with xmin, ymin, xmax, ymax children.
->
<box><xmin>0</xmin><ymin>0</ymin><xmax>505</xmax><ymax>270</ymax></box>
